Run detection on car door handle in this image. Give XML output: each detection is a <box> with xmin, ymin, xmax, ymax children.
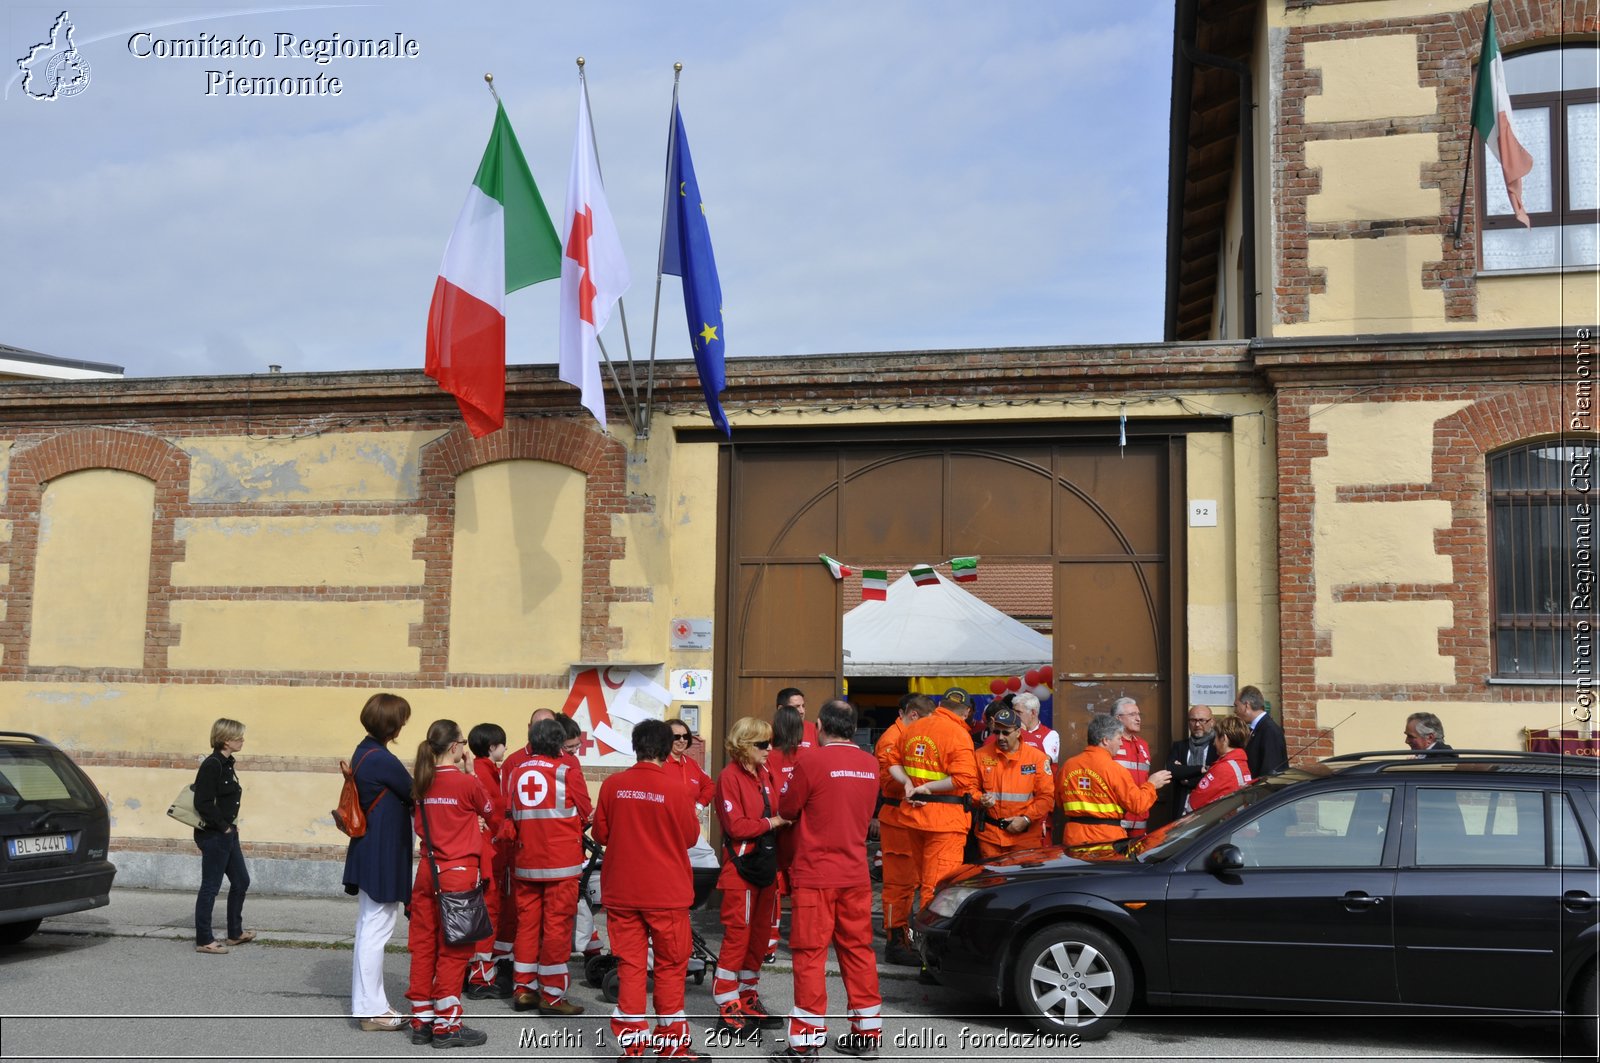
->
<box><xmin>1564</xmin><ymin>890</ymin><xmax>1597</xmax><ymax>911</ymax></box>
<box><xmin>1340</xmin><ymin>892</ymin><xmax>1384</xmax><ymax>910</ymax></box>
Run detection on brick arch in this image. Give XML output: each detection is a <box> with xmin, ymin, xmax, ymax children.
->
<box><xmin>0</xmin><ymin>428</ymin><xmax>191</xmax><ymax>674</ymax></box>
<box><xmin>1430</xmin><ymin>387</ymin><xmax>1568</xmax><ymax>694</ymax></box>
<box><xmin>413</xmin><ymin>420</ymin><xmax>651</xmax><ymax>680</ymax></box>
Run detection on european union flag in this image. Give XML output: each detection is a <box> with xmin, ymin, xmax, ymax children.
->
<box><xmin>661</xmin><ymin>102</ymin><xmax>728</xmax><ymax>435</ymax></box>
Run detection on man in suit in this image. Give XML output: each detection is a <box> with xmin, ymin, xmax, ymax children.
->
<box><xmin>1404</xmin><ymin>712</ymin><xmax>1455</xmax><ymax>757</ymax></box>
<box><xmin>1235</xmin><ymin>686</ymin><xmax>1288</xmax><ymax>778</ymax></box>
<box><xmin>1165</xmin><ymin>705</ymin><xmax>1220</xmax><ymax>816</ymax></box>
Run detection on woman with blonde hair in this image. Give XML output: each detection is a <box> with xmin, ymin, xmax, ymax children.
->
<box><xmin>404</xmin><ymin>719</ymin><xmax>501</xmax><ymax>1049</ymax></box>
<box><xmin>711</xmin><ymin>715</ymin><xmax>789</xmax><ymax>1036</ymax></box>
<box><xmin>193</xmin><ymin>717</ymin><xmax>251</xmax><ymax>955</ymax></box>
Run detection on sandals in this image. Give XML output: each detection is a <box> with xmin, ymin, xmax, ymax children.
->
<box><xmin>194</xmin><ymin>941</ymin><xmax>229</xmax><ymax>955</ymax></box>
<box><xmin>225</xmin><ymin>930</ymin><xmax>257</xmax><ymax>946</ymax></box>
<box><xmin>358</xmin><ymin>1012</ymin><xmax>408</xmax><ymax>1032</ymax></box>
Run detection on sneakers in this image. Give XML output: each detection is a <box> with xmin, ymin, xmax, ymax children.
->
<box><xmin>739</xmin><ymin>994</ymin><xmax>784</xmax><ymax>1030</ymax></box>
<box><xmin>463</xmin><ymin>981</ymin><xmax>511</xmax><ymax>1000</ymax></box>
<box><xmin>714</xmin><ymin>1001</ymin><xmax>762</xmax><ymax>1038</ymax></box>
<box><xmin>835</xmin><ymin>1033</ymin><xmax>882</xmax><ymax>1060</ymax></box>
<box><xmin>511</xmin><ymin>989</ymin><xmax>541</xmax><ymax>1012</ymax></box>
<box><xmin>432</xmin><ymin>1025</ymin><xmax>489</xmax><ymax>1049</ymax></box>
<box><xmin>884</xmin><ymin>928</ymin><xmax>919</xmax><ymax>967</ymax></box>
<box><xmin>537</xmin><ymin>998</ymin><xmax>585</xmax><ymax>1016</ymax></box>
<box><xmin>410</xmin><ymin>1025</ymin><xmax>433</xmax><ymax>1047</ymax></box>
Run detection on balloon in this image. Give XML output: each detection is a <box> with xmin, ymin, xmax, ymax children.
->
<box><xmin>1006</xmin><ymin>676</ymin><xmax>1022</xmax><ymax>692</ymax></box>
<box><xmin>1035</xmin><ymin>669</ymin><xmax>1053</xmax><ymax>688</ymax></box>
<box><xmin>989</xmin><ymin>678</ymin><xmax>1006</xmax><ymax>695</ymax></box>
<box><xmin>1023</xmin><ymin>669</ymin><xmax>1039</xmax><ymax>687</ymax></box>
<box><xmin>1030</xmin><ymin>685</ymin><xmax>1052</xmax><ymax>701</ymax></box>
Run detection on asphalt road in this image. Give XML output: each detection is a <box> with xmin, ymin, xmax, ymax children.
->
<box><xmin>0</xmin><ymin>929</ymin><xmax>1585</xmax><ymax>1062</ymax></box>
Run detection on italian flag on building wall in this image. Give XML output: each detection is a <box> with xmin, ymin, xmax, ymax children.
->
<box><xmin>425</xmin><ymin>104</ymin><xmax>562</xmax><ymax>438</ymax></box>
<box><xmin>1472</xmin><ymin>7</ymin><xmax>1534</xmax><ymax>227</ymax></box>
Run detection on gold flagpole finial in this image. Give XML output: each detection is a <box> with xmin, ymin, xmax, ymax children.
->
<box><xmin>483</xmin><ymin>72</ymin><xmax>499</xmax><ymax>103</ymax></box>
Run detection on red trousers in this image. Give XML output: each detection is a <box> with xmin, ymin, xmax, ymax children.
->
<box><xmin>511</xmin><ymin>876</ymin><xmax>579</xmax><ymax>1003</ymax></box>
<box><xmin>469</xmin><ymin>839</ymin><xmax>513</xmax><ymax>986</ymax></box>
<box><xmin>405</xmin><ymin>865</ymin><xmax>477</xmax><ymax>1033</ymax></box>
<box><xmin>786</xmin><ymin>886</ymin><xmax>883</xmax><ymax>1049</ymax></box>
<box><xmin>878</xmin><ymin>820</ymin><xmax>915</xmax><ymax>931</ymax></box>
<box><xmin>907</xmin><ymin>829</ymin><xmax>966</xmax><ymax>913</ymax></box>
<box><xmin>712</xmin><ymin>882</ymin><xmax>778</xmax><ymax>1007</ymax></box>
<box><xmin>608</xmin><ymin>907</ymin><xmax>691</xmax><ymax>1057</ymax></box>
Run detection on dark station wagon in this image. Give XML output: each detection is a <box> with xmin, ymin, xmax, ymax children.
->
<box><xmin>914</xmin><ymin>750</ymin><xmax>1600</xmax><ymax>1051</ymax></box>
<box><xmin>0</xmin><ymin>732</ymin><xmax>116</xmax><ymax>945</ymax></box>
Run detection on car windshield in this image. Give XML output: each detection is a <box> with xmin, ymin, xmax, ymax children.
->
<box><xmin>1128</xmin><ymin>773</ymin><xmax>1312</xmax><ymax>863</ymax></box>
<box><xmin>0</xmin><ymin>746</ymin><xmax>100</xmax><ymax>813</ymax></box>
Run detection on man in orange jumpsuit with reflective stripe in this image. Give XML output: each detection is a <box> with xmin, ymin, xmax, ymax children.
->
<box><xmin>972</xmin><ymin>705</ymin><xmax>1055</xmax><ymax>858</ymax></box>
<box><xmin>886</xmin><ymin>687</ymin><xmax>978</xmax><ymax>916</ymax></box>
<box><xmin>1058</xmin><ymin>713</ymin><xmax>1172</xmax><ymax>848</ymax></box>
<box><xmin>874</xmin><ymin>694</ymin><xmax>930</xmax><ymax>966</ymax></box>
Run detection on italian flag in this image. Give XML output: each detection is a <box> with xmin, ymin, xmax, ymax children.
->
<box><xmin>950</xmin><ymin>556</ymin><xmax>979</xmax><ymax>582</ymax></box>
<box><xmin>819</xmin><ymin>554</ymin><xmax>853</xmax><ymax>580</ymax></box>
<box><xmin>862</xmin><ymin>570</ymin><xmax>888</xmax><ymax>601</ymax></box>
<box><xmin>426</xmin><ymin>104</ymin><xmax>561</xmax><ymax>437</ymax></box>
<box><xmin>910</xmin><ymin>564</ymin><xmax>939</xmax><ymax>587</ymax></box>
<box><xmin>1471</xmin><ymin>7</ymin><xmax>1534</xmax><ymax>227</ymax></box>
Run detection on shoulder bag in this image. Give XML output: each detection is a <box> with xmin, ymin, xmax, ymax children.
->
<box><xmin>722</xmin><ymin>778</ymin><xmax>779</xmax><ymax>888</ymax></box>
<box><xmin>332</xmin><ymin>748</ymin><xmax>383</xmax><ymax>838</ymax></box>
<box><xmin>417</xmin><ymin>797</ymin><xmax>492</xmax><ymax>946</ymax></box>
<box><xmin>166</xmin><ymin>783</ymin><xmax>205</xmax><ymax>829</ymax></box>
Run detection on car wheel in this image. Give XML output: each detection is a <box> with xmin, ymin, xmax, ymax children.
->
<box><xmin>0</xmin><ymin>919</ymin><xmax>43</xmax><ymax>946</ymax></box>
<box><xmin>1011</xmin><ymin>922</ymin><xmax>1132</xmax><ymax>1040</ymax></box>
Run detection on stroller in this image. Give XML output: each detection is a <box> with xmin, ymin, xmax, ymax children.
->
<box><xmin>578</xmin><ymin>834</ymin><xmax>723</xmax><ymax>1004</ymax></box>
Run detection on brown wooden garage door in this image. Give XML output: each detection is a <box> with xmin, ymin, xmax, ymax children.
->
<box><xmin>715</xmin><ymin>433</ymin><xmax>1188</xmax><ymax>769</ymax></box>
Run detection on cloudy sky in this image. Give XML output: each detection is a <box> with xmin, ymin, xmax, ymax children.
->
<box><xmin>2</xmin><ymin>1</ymin><xmax>1175</xmax><ymax>379</ymax></box>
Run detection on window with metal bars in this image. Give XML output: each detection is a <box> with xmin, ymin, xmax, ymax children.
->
<box><xmin>1488</xmin><ymin>440</ymin><xmax>1592</xmax><ymax>679</ymax></box>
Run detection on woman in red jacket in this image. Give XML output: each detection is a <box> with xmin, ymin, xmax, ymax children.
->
<box><xmin>1187</xmin><ymin>715</ymin><xmax>1254</xmax><ymax>813</ymax></box>
<box><xmin>405</xmin><ymin>720</ymin><xmax>501</xmax><ymax>1049</ymax></box>
<box><xmin>712</xmin><ymin>716</ymin><xmax>788</xmax><ymax>1036</ymax></box>
<box><xmin>666</xmin><ymin>719</ymin><xmax>715</xmax><ymax>811</ymax></box>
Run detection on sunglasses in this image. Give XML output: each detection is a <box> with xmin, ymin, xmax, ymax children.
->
<box><xmin>753</xmin><ymin>740</ymin><xmax>771</xmax><ymax>750</ymax></box>
<box><xmin>672</xmin><ymin>732</ymin><xmax>693</xmax><ymax>742</ymax></box>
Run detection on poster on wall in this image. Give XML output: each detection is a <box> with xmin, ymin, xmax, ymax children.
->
<box><xmin>560</xmin><ymin>665</ymin><xmax>671</xmax><ymax>766</ymax></box>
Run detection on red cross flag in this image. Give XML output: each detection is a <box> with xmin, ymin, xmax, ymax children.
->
<box><xmin>558</xmin><ymin>78</ymin><xmax>630</xmax><ymax>431</ymax></box>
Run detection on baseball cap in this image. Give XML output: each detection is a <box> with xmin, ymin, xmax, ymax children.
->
<box><xmin>941</xmin><ymin>687</ymin><xmax>971</xmax><ymax>709</ymax></box>
<box><xmin>987</xmin><ymin>705</ymin><xmax>1022</xmax><ymax>730</ymax></box>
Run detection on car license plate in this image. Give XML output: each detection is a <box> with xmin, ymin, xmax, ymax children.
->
<box><xmin>8</xmin><ymin>833</ymin><xmax>73</xmax><ymax>858</ymax></box>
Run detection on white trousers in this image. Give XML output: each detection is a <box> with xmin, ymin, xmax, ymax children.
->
<box><xmin>351</xmin><ymin>889</ymin><xmax>402</xmax><ymax>1018</ymax></box>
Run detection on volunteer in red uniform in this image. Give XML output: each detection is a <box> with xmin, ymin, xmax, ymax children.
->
<box><xmin>464</xmin><ymin>722</ymin><xmax>512</xmax><ymax>999</ymax></box>
<box><xmin>712</xmin><ymin>716</ymin><xmax>788</xmax><ymax>1034</ymax></box>
<box><xmin>775</xmin><ymin>687</ymin><xmax>819</xmax><ymax>750</ymax></box>
<box><xmin>592</xmin><ymin>719</ymin><xmax>704</xmax><ymax>1061</ymax></box>
<box><xmin>886</xmin><ymin>687</ymin><xmax>979</xmax><ymax>918</ymax></box>
<box><xmin>503</xmin><ymin>717</ymin><xmax>590</xmax><ymax>1015</ymax></box>
<box><xmin>552</xmin><ymin>712</ymin><xmax>606</xmax><ymax>959</ymax></box>
<box><xmin>973</xmin><ymin>704</ymin><xmax>1054</xmax><ymax>857</ymax></box>
<box><xmin>763</xmin><ymin>701</ymin><xmax>807</xmax><ymax>963</ymax></box>
<box><xmin>1110</xmin><ymin>697</ymin><xmax>1153</xmax><ymax>837</ymax></box>
<box><xmin>875</xmin><ymin>694</ymin><xmax>929</xmax><ymax>966</ymax></box>
<box><xmin>1187</xmin><ymin>715</ymin><xmax>1253</xmax><ymax>812</ymax></box>
<box><xmin>405</xmin><ymin>720</ymin><xmax>501</xmax><ymax>1049</ymax></box>
<box><xmin>667</xmin><ymin>719</ymin><xmax>715</xmax><ymax>809</ymax></box>
<box><xmin>1058</xmin><ymin>713</ymin><xmax>1171</xmax><ymax>848</ymax></box>
<box><xmin>1012</xmin><ymin>691</ymin><xmax>1059</xmax><ymax>763</ymax></box>
<box><xmin>774</xmin><ymin>698</ymin><xmax>883</xmax><ymax>1060</ymax></box>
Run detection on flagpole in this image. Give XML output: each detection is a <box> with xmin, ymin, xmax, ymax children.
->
<box><xmin>642</xmin><ymin>64</ymin><xmax>682</xmax><ymax>442</ymax></box>
<box><xmin>577</xmin><ymin>57</ymin><xmax>641</xmax><ymax>435</ymax></box>
<box><xmin>1451</xmin><ymin>2</ymin><xmax>1493</xmax><ymax>248</ymax></box>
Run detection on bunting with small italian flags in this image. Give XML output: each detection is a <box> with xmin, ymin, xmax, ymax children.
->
<box><xmin>819</xmin><ymin>554</ymin><xmax>853</xmax><ymax>580</ymax></box>
<box><xmin>910</xmin><ymin>564</ymin><xmax>939</xmax><ymax>587</ymax></box>
<box><xmin>950</xmin><ymin>556</ymin><xmax>979</xmax><ymax>582</ymax></box>
<box><xmin>861</xmin><ymin>570</ymin><xmax>888</xmax><ymax>601</ymax></box>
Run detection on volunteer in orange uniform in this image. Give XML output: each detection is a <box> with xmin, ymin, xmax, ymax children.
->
<box><xmin>874</xmin><ymin>694</ymin><xmax>930</xmax><ymax>966</ymax></box>
<box><xmin>406</xmin><ymin>720</ymin><xmax>501</xmax><ymax>1049</ymax></box>
<box><xmin>886</xmin><ymin>687</ymin><xmax>978</xmax><ymax>915</ymax></box>
<box><xmin>464</xmin><ymin>723</ymin><xmax>511</xmax><ymax>999</ymax></box>
<box><xmin>774</xmin><ymin>699</ymin><xmax>883</xmax><ymax>1061</ymax></box>
<box><xmin>1058</xmin><ymin>713</ymin><xmax>1171</xmax><ymax>848</ymax></box>
<box><xmin>1110</xmin><ymin>697</ymin><xmax>1153</xmax><ymax>837</ymax></box>
<box><xmin>591</xmin><ymin>719</ymin><xmax>704</xmax><ymax>1061</ymax></box>
<box><xmin>972</xmin><ymin>704</ymin><xmax>1054</xmax><ymax>857</ymax></box>
<box><xmin>503</xmin><ymin>718</ymin><xmax>590</xmax><ymax>1016</ymax></box>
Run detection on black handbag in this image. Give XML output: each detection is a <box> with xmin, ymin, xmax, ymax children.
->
<box><xmin>417</xmin><ymin>800</ymin><xmax>493</xmax><ymax>946</ymax></box>
<box><xmin>723</xmin><ymin>779</ymin><xmax>779</xmax><ymax>888</ymax></box>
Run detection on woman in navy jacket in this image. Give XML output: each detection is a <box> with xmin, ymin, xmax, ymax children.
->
<box><xmin>342</xmin><ymin>692</ymin><xmax>414</xmax><ymax>1031</ymax></box>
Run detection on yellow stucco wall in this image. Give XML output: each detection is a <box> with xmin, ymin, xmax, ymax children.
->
<box><xmin>1305</xmin><ymin>135</ymin><xmax>1439</xmax><ymax>223</ymax></box>
<box><xmin>1270</xmin><ymin>0</ymin><xmax>1477</xmax><ymax>29</ymax></box>
<box><xmin>1323</xmin><ymin>698</ymin><xmax>1581</xmax><ymax>755</ymax></box>
<box><xmin>171</xmin><ymin>515</ymin><xmax>428</xmax><ymax>587</ymax></box>
<box><xmin>30</xmin><ymin>470</ymin><xmax>154</xmax><ymax>668</ymax></box>
<box><xmin>1311</xmin><ymin>401</ymin><xmax>1470</xmax><ymax>686</ymax></box>
<box><xmin>183</xmin><ymin>430</ymin><xmax>445</xmax><ymax>503</ymax></box>
<box><xmin>168</xmin><ymin>600</ymin><xmax>423</xmax><ymax>672</ymax></box>
<box><xmin>1477</xmin><ymin>273</ymin><xmax>1600</xmax><ymax>329</ymax></box>
<box><xmin>448</xmin><ymin>460</ymin><xmax>585</xmax><ymax>674</ymax></box>
<box><xmin>1186</xmin><ymin>431</ymin><xmax>1240</xmax><ymax>683</ymax></box>
<box><xmin>1303</xmin><ymin>36</ymin><xmax>1437</xmax><ymax>123</ymax></box>
<box><xmin>1299</xmin><ymin>233</ymin><xmax>1448</xmax><ymax>332</ymax></box>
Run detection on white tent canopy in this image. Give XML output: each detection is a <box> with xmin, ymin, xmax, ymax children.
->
<box><xmin>842</xmin><ymin>570</ymin><xmax>1052</xmax><ymax>677</ymax></box>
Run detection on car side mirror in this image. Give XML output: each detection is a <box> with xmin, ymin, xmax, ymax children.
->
<box><xmin>1207</xmin><ymin>844</ymin><xmax>1245</xmax><ymax>873</ymax></box>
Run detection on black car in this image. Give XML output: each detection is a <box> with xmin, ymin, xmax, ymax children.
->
<box><xmin>914</xmin><ymin>750</ymin><xmax>1599</xmax><ymax>1049</ymax></box>
<box><xmin>0</xmin><ymin>732</ymin><xmax>116</xmax><ymax>945</ymax></box>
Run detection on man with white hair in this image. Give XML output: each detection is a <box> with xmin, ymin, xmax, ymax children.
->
<box><xmin>1110</xmin><ymin>697</ymin><xmax>1153</xmax><ymax>837</ymax></box>
<box><xmin>1058</xmin><ymin>714</ymin><xmax>1172</xmax><ymax>848</ymax></box>
<box><xmin>1011</xmin><ymin>692</ymin><xmax>1058</xmax><ymax>764</ymax></box>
